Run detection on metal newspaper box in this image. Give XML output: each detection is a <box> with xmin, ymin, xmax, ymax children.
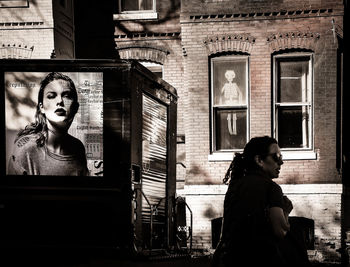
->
<box><xmin>0</xmin><ymin>59</ymin><xmax>177</xmax><ymax>254</ymax></box>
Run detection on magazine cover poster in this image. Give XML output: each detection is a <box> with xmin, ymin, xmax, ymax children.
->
<box><xmin>5</xmin><ymin>72</ymin><xmax>103</xmax><ymax>176</ymax></box>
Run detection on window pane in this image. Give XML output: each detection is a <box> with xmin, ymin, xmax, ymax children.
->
<box><xmin>141</xmin><ymin>0</ymin><xmax>153</xmax><ymax>10</ymax></box>
<box><xmin>122</xmin><ymin>0</ymin><xmax>137</xmax><ymax>11</ymax></box>
<box><xmin>212</xmin><ymin>59</ymin><xmax>247</xmax><ymax>106</ymax></box>
<box><xmin>215</xmin><ymin>109</ymin><xmax>247</xmax><ymax>150</ymax></box>
<box><xmin>278</xmin><ymin>59</ymin><xmax>309</xmax><ymax>103</ymax></box>
<box><xmin>122</xmin><ymin>0</ymin><xmax>153</xmax><ymax>11</ymax></box>
<box><xmin>277</xmin><ymin>106</ymin><xmax>310</xmax><ymax>148</ymax></box>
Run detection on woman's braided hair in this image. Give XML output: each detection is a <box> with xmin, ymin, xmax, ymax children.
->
<box><xmin>223</xmin><ymin>136</ymin><xmax>278</xmax><ymax>184</ymax></box>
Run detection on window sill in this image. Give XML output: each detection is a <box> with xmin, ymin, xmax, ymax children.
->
<box><xmin>113</xmin><ymin>12</ymin><xmax>158</xmax><ymax>21</ymax></box>
<box><xmin>281</xmin><ymin>150</ymin><xmax>317</xmax><ymax>160</ymax></box>
<box><xmin>208</xmin><ymin>152</ymin><xmax>236</xmax><ymax>162</ymax></box>
<box><xmin>208</xmin><ymin>150</ymin><xmax>317</xmax><ymax>162</ymax></box>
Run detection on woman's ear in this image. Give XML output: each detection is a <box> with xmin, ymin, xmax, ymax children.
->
<box><xmin>39</xmin><ymin>103</ymin><xmax>45</xmax><ymax>114</ymax></box>
<box><xmin>254</xmin><ymin>155</ymin><xmax>264</xmax><ymax>168</ymax></box>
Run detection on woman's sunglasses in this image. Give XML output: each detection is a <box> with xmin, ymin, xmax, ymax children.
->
<box><xmin>266</xmin><ymin>153</ymin><xmax>283</xmax><ymax>164</ymax></box>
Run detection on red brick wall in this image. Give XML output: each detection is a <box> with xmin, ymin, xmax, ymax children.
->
<box><xmin>181</xmin><ymin>9</ymin><xmax>343</xmax><ymax>185</ymax></box>
<box><xmin>179</xmin><ymin>2</ymin><xmax>344</xmax><ymax>262</ymax></box>
<box><xmin>114</xmin><ymin>0</ymin><xmax>185</xmax><ymax>187</ymax></box>
<box><xmin>0</xmin><ymin>0</ymin><xmax>55</xmax><ymax>59</ymax></box>
<box><xmin>116</xmin><ymin>0</ymin><xmax>345</xmax><ymax>262</ymax></box>
<box><xmin>178</xmin><ymin>184</ymin><xmax>343</xmax><ymax>263</ymax></box>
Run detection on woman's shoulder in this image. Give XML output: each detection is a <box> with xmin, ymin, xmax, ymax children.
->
<box><xmin>246</xmin><ymin>171</ymin><xmax>281</xmax><ymax>189</ymax></box>
<box><xmin>14</xmin><ymin>133</ymin><xmax>40</xmax><ymax>150</ymax></box>
<box><xmin>11</xmin><ymin>134</ymin><xmax>43</xmax><ymax>162</ymax></box>
<box><xmin>270</xmin><ymin>179</ymin><xmax>283</xmax><ymax>193</ymax></box>
<box><xmin>260</xmin><ymin>175</ymin><xmax>283</xmax><ymax>192</ymax></box>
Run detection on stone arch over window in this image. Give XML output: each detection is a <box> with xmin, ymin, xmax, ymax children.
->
<box><xmin>203</xmin><ymin>34</ymin><xmax>256</xmax><ymax>55</ymax></box>
<box><xmin>267</xmin><ymin>32</ymin><xmax>320</xmax><ymax>53</ymax></box>
<box><xmin>116</xmin><ymin>46</ymin><xmax>169</xmax><ymax>65</ymax></box>
<box><xmin>0</xmin><ymin>44</ymin><xmax>34</xmax><ymax>59</ymax></box>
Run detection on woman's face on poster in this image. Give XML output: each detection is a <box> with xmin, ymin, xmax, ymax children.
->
<box><xmin>40</xmin><ymin>79</ymin><xmax>77</xmax><ymax>128</ymax></box>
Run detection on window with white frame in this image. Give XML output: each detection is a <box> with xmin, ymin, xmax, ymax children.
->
<box><xmin>273</xmin><ymin>54</ymin><xmax>313</xmax><ymax>150</ymax></box>
<box><xmin>115</xmin><ymin>0</ymin><xmax>157</xmax><ymax>20</ymax></box>
<box><xmin>211</xmin><ymin>56</ymin><xmax>249</xmax><ymax>152</ymax></box>
<box><xmin>119</xmin><ymin>0</ymin><xmax>155</xmax><ymax>12</ymax></box>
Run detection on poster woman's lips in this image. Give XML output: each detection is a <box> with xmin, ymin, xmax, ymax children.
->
<box><xmin>55</xmin><ymin>108</ymin><xmax>66</xmax><ymax>116</ymax></box>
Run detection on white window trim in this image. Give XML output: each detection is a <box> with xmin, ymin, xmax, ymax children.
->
<box><xmin>273</xmin><ymin>52</ymin><xmax>315</xmax><ymax>154</ymax></box>
<box><xmin>208</xmin><ymin>152</ymin><xmax>236</xmax><ymax>162</ymax></box>
<box><xmin>114</xmin><ymin>0</ymin><xmax>157</xmax><ymax>20</ymax></box>
<box><xmin>113</xmin><ymin>12</ymin><xmax>158</xmax><ymax>20</ymax></box>
<box><xmin>210</xmin><ymin>55</ymin><xmax>250</xmax><ymax>154</ymax></box>
<box><xmin>281</xmin><ymin>150</ymin><xmax>317</xmax><ymax>160</ymax></box>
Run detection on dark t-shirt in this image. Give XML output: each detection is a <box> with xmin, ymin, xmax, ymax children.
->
<box><xmin>220</xmin><ymin>170</ymin><xmax>284</xmax><ymax>265</ymax></box>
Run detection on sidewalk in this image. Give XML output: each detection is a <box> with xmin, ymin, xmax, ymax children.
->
<box><xmin>1</xmin><ymin>251</ymin><xmax>210</xmax><ymax>267</ymax></box>
<box><xmin>0</xmin><ymin>248</ymin><xmax>346</xmax><ymax>267</ymax></box>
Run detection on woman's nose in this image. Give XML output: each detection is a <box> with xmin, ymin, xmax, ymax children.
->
<box><xmin>56</xmin><ymin>96</ymin><xmax>64</xmax><ymax>106</ymax></box>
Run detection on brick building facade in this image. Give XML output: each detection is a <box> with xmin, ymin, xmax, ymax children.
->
<box><xmin>0</xmin><ymin>0</ymin><xmax>74</xmax><ymax>59</ymax></box>
<box><xmin>113</xmin><ymin>0</ymin><xmax>346</xmax><ymax>263</ymax></box>
<box><xmin>0</xmin><ymin>0</ymin><xmax>347</xmax><ymax>264</ymax></box>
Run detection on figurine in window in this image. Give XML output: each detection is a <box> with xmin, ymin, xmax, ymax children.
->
<box><xmin>221</xmin><ymin>70</ymin><xmax>242</xmax><ymax>105</ymax></box>
<box><xmin>227</xmin><ymin>112</ymin><xmax>237</xmax><ymax>136</ymax></box>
